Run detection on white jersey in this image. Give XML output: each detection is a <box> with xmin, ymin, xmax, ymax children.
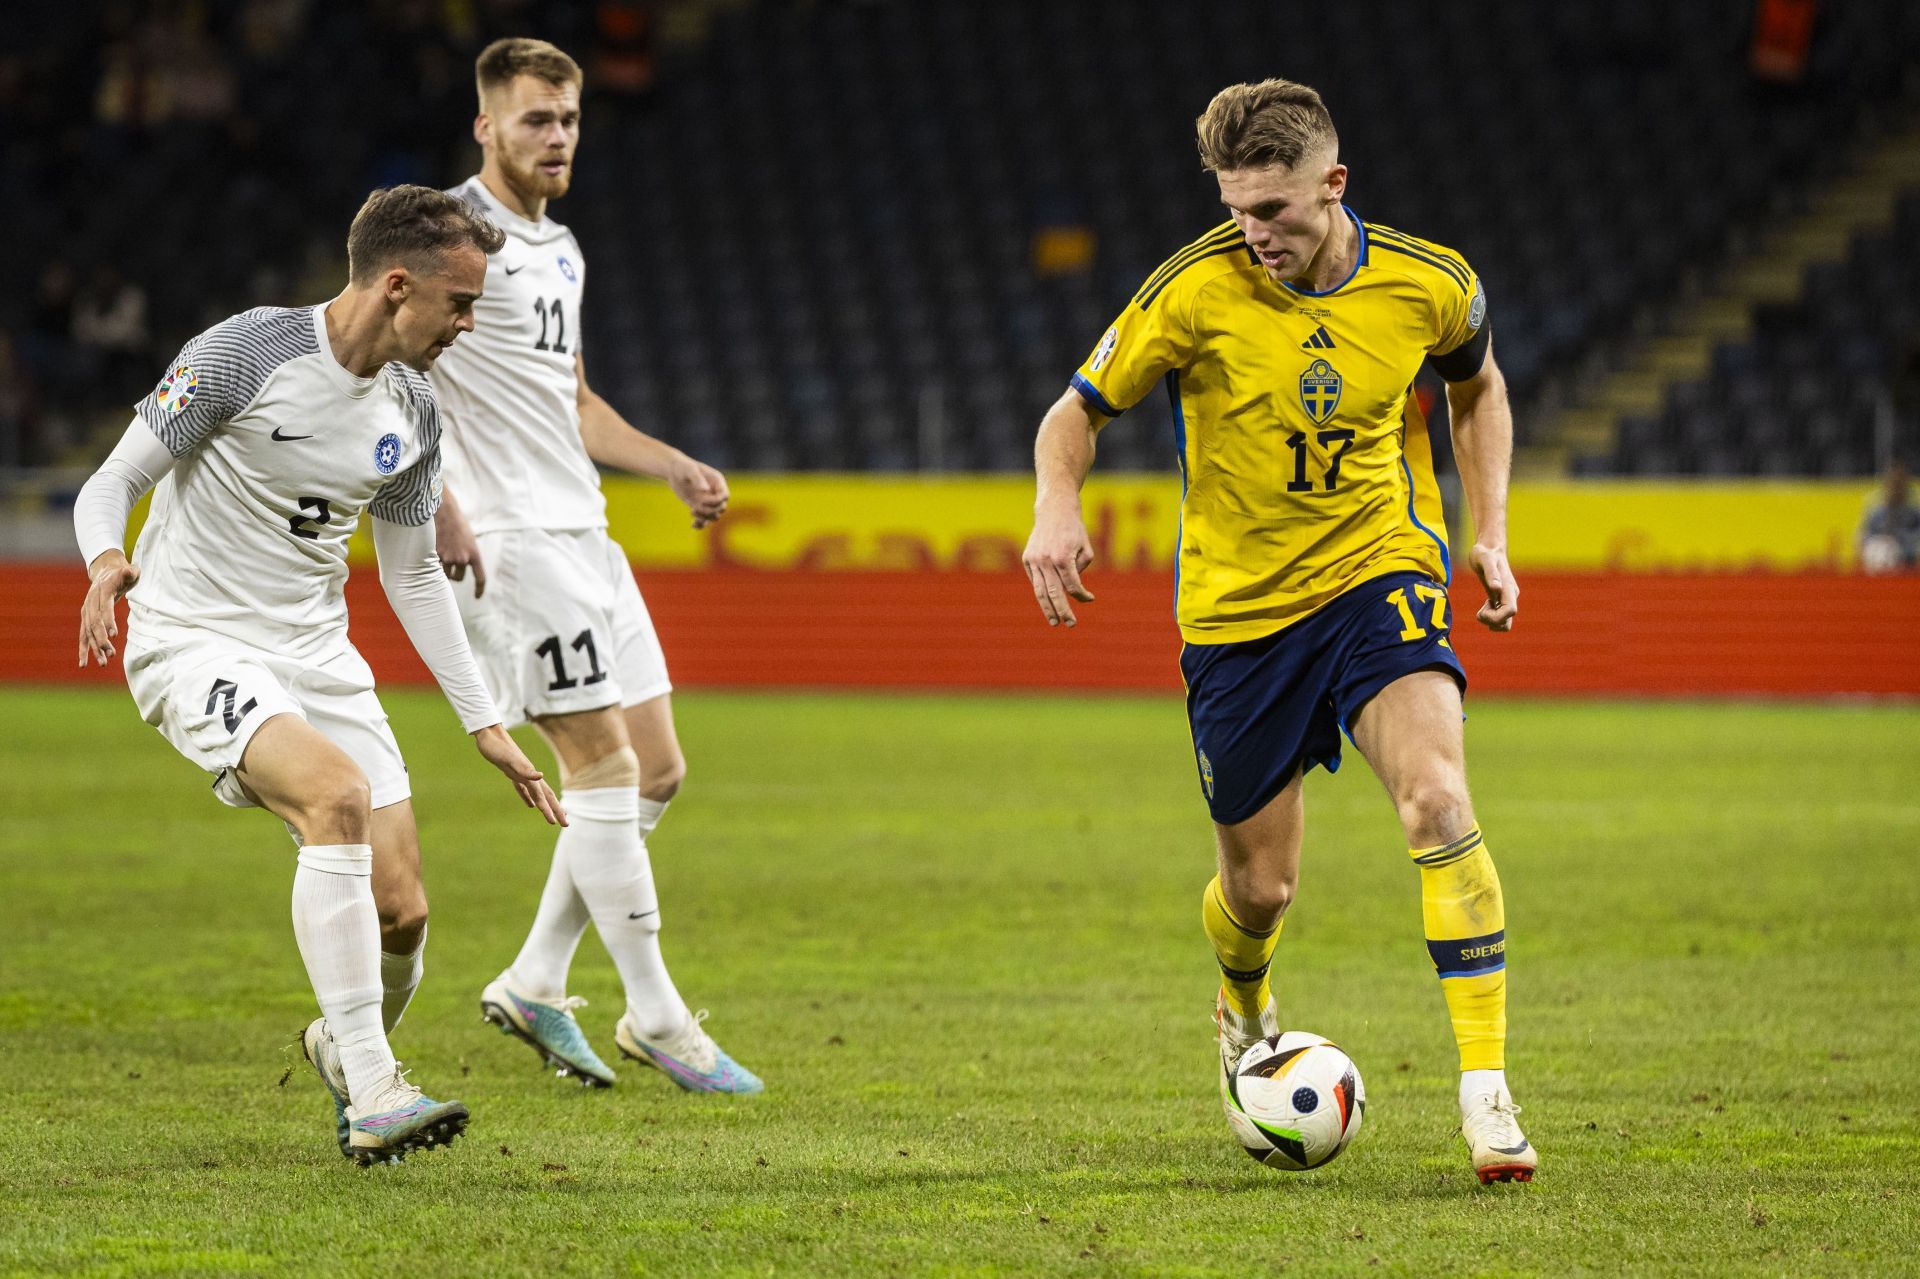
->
<box><xmin>127</xmin><ymin>304</ymin><xmax>443</xmax><ymax>659</ymax></box>
<box><xmin>431</xmin><ymin>176</ymin><xmax>605</xmax><ymax>535</ymax></box>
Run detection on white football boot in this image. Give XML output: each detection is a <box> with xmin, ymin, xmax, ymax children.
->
<box><xmin>615</xmin><ymin>1008</ymin><xmax>764</xmax><ymax>1094</ymax></box>
<box><xmin>1461</xmin><ymin>1088</ymin><xmax>1537</xmax><ymax>1183</ymax></box>
<box><xmin>345</xmin><ymin>1068</ymin><xmax>469</xmax><ymax>1166</ymax></box>
<box><xmin>1214</xmin><ymin>992</ymin><xmax>1279</xmax><ymax>1151</ymax></box>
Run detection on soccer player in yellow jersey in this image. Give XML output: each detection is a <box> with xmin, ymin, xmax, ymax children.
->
<box><xmin>1023</xmin><ymin>79</ymin><xmax>1535</xmax><ymax>1183</ymax></box>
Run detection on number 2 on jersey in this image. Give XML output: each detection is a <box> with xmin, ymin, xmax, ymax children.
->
<box><xmin>288</xmin><ymin>496</ymin><xmax>332</xmax><ymax>540</ymax></box>
<box><xmin>533</xmin><ymin>298</ymin><xmax>569</xmax><ymax>354</ymax></box>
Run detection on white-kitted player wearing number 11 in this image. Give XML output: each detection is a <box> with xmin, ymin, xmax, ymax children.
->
<box><xmin>430</xmin><ymin>38</ymin><xmax>761</xmax><ymax>1094</ymax></box>
<box><xmin>73</xmin><ymin>186</ymin><xmax>566</xmax><ymax>1165</ymax></box>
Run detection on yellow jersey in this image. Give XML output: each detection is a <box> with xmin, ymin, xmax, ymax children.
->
<box><xmin>1072</xmin><ymin>206</ymin><xmax>1489</xmax><ymax>645</ymax></box>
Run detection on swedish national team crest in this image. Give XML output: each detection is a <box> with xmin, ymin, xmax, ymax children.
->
<box><xmin>374</xmin><ymin>433</ymin><xmax>402</xmax><ymax>475</ymax></box>
<box><xmin>1198</xmin><ymin>750</ymin><xmax>1215</xmax><ymax>800</ymax></box>
<box><xmin>1299</xmin><ymin>359</ymin><xmax>1342</xmax><ymax>424</ymax></box>
<box><xmin>154</xmin><ymin>364</ymin><xmax>198</xmax><ymax>414</ymax></box>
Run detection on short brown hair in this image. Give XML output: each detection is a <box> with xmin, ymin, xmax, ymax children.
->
<box><xmin>475</xmin><ymin>37</ymin><xmax>583</xmax><ymax>106</ymax></box>
<box><xmin>346</xmin><ymin>185</ymin><xmax>505</xmax><ymax>284</ymax></box>
<box><xmin>1195</xmin><ymin>79</ymin><xmax>1339</xmax><ymax>173</ymax></box>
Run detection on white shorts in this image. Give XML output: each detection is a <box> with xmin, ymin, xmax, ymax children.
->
<box><xmin>123</xmin><ymin>626</ymin><xmax>410</xmax><ymax>811</ymax></box>
<box><xmin>454</xmin><ymin>527</ymin><xmax>672</xmax><ymax>730</ymax></box>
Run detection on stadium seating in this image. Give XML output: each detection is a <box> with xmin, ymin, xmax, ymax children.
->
<box><xmin>3</xmin><ymin>0</ymin><xmax>1916</xmax><ymax>473</ymax></box>
<box><xmin>1587</xmin><ymin>191</ymin><xmax>1920</xmax><ymax>476</ymax></box>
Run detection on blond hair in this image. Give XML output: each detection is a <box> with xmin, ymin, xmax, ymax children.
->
<box><xmin>346</xmin><ymin>185</ymin><xmax>505</xmax><ymax>283</ymax></box>
<box><xmin>1195</xmin><ymin>79</ymin><xmax>1338</xmax><ymax>173</ymax></box>
<box><xmin>475</xmin><ymin>37</ymin><xmax>583</xmax><ymax>106</ymax></box>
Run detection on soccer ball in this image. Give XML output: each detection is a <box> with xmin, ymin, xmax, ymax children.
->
<box><xmin>1224</xmin><ymin>1031</ymin><xmax>1366</xmax><ymax>1170</ymax></box>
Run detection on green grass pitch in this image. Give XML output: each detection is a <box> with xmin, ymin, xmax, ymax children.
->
<box><xmin>2</xmin><ymin>687</ymin><xmax>1917</xmax><ymax>1276</ymax></box>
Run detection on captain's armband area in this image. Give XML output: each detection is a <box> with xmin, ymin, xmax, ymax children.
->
<box><xmin>1428</xmin><ymin>323</ymin><xmax>1491</xmax><ymax>383</ymax></box>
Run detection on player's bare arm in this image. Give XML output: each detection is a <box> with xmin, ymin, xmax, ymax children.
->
<box><xmin>1447</xmin><ymin>342</ymin><xmax>1518</xmax><ymax>632</ymax></box>
<box><xmin>472</xmin><ymin>723</ymin><xmax>566</xmax><ymax>824</ymax></box>
<box><xmin>432</xmin><ymin>486</ymin><xmax>488</xmax><ymax>597</ymax></box>
<box><xmin>77</xmin><ymin>548</ymin><xmax>139</xmax><ymax>667</ymax></box>
<box><xmin>574</xmin><ymin>352</ymin><xmax>728</xmax><ymax>528</ymax></box>
<box><xmin>1023</xmin><ymin>387</ymin><xmax>1105</xmax><ymax>627</ymax></box>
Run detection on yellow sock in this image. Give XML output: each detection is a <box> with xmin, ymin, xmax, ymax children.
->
<box><xmin>1201</xmin><ymin>875</ymin><xmax>1281</xmax><ymax>1019</ymax></box>
<box><xmin>1410</xmin><ymin>827</ymin><xmax>1507</xmax><ymax>1072</ymax></box>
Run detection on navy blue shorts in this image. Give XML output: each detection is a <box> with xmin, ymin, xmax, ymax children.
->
<box><xmin>1180</xmin><ymin>571</ymin><xmax>1467</xmax><ymax>826</ymax></box>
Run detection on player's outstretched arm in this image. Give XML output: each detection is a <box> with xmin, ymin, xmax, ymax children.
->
<box><xmin>72</xmin><ymin>418</ymin><xmax>177</xmax><ymax>666</ymax></box>
<box><xmin>1446</xmin><ymin>344</ymin><xmax>1519</xmax><ymax>632</ymax></box>
<box><xmin>573</xmin><ymin>352</ymin><xmax>729</xmax><ymax>528</ymax></box>
<box><xmin>1023</xmin><ymin>388</ymin><xmax>1105</xmax><ymax>628</ymax></box>
<box><xmin>372</xmin><ymin>516</ymin><xmax>566</xmax><ymax>825</ymax></box>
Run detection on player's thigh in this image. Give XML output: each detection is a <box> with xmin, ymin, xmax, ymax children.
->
<box><xmin>1347</xmin><ymin>668</ymin><xmax>1474</xmax><ymax>844</ymax></box>
<box><xmin>234</xmin><ymin>711</ymin><xmax>374</xmax><ymax>843</ymax></box>
<box><xmin>533</xmin><ymin>701</ymin><xmax>633</xmax><ymax>781</ymax></box>
<box><xmin>1214</xmin><ymin>768</ymin><xmax>1307</xmax><ymax>916</ymax></box>
<box><xmin>295</xmin><ymin>648</ymin><xmax>415</xmax><ymax>813</ymax></box>
<box><xmin>368</xmin><ymin>799</ymin><xmax>427</xmax><ymax>932</ymax></box>
<box><xmin>1180</xmin><ymin>629</ymin><xmax>1344</xmax><ymax>830</ymax></box>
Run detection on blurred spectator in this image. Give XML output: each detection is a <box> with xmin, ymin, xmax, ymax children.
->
<box><xmin>71</xmin><ymin>264</ymin><xmax>150</xmax><ymax>393</ymax></box>
<box><xmin>1858</xmin><ymin>463</ymin><xmax>1920</xmax><ymax>574</ymax></box>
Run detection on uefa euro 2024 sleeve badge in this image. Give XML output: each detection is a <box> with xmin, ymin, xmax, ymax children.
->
<box><xmin>154</xmin><ymin>365</ymin><xmax>198</xmax><ymax>414</ymax></box>
<box><xmin>1299</xmin><ymin>359</ymin><xmax>1342</xmax><ymax>424</ymax></box>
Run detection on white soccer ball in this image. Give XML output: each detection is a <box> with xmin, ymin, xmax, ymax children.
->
<box><xmin>1224</xmin><ymin>1031</ymin><xmax>1366</xmax><ymax>1170</ymax></box>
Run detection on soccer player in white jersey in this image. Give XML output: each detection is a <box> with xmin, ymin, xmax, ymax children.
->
<box><xmin>428</xmin><ymin>38</ymin><xmax>760</xmax><ymax>1093</ymax></box>
<box><xmin>74</xmin><ymin>186</ymin><xmax>566</xmax><ymax>1164</ymax></box>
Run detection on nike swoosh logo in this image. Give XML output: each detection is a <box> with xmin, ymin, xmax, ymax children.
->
<box><xmin>503</xmin><ymin>264</ymin><xmax>525</xmax><ymax>275</ymax></box>
<box><xmin>270</xmin><ymin>427</ymin><xmax>313</xmax><ymax>441</ymax></box>
<box><xmin>1491</xmin><ymin>1142</ymin><xmax>1531</xmax><ymax>1155</ymax></box>
<box><xmin>627</xmin><ymin>910</ymin><xmax>658</xmax><ymax>921</ymax></box>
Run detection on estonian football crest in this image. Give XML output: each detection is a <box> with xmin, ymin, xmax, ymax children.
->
<box><xmin>374</xmin><ymin>433</ymin><xmax>402</xmax><ymax>475</ymax></box>
<box><xmin>1299</xmin><ymin>359</ymin><xmax>1342</xmax><ymax>424</ymax></box>
<box><xmin>154</xmin><ymin>365</ymin><xmax>198</xmax><ymax>414</ymax></box>
<box><xmin>557</xmin><ymin>255</ymin><xmax>578</xmax><ymax>282</ymax></box>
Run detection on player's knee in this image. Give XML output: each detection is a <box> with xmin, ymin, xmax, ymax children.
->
<box><xmin>305</xmin><ymin>771</ymin><xmax>372</xmax><ymax>843</ymax></box>
<box><xmin>380</xmin><ymin>894</ymin><xmax>429</xmax><ymax>947</ymax></box>
<box><xmin>1396</xmin><ymin>778</ymin><xmax>1473</xmax><ymax>849</ymax></box>
<box><xmin>563</xmin><ymin>744</ymin><xmax>640</xmax><ymax>792</ymax></box>
<box><xmin>639</xmin><ymin>750</ymin><xmax>684</xmax><ymax>802</ymax></box>
<box><xmin>1242</xmin><ymin>876</ymin><xmax>1296</xmax><ymax>925</ymax></box>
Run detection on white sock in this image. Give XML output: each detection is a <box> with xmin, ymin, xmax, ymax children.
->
<box><xmin>508</xmin><ymin>838</ymin><xmax>592</xmax><ymax>1000</ymax></box>
<box><xmin>380</xmin><ymin>923</ymin><xmax>425</xmax><ymax>1032</ymax></box>
<box><xmin>291</xmin><ymin>844</ymin><xmax>395</xmax><ymax>1106</ymax></box>
<box><xmin>1460</xmin><ymin>1068</ymin><xmax>1509</xmax><ymax>1109</ymax></box>
<box><xmin>564</xmin><ymin>787</ymin><xmax>688</xmax><ymax>1039</ymax></box>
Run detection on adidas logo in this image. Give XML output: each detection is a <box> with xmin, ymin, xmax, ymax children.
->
<box><xmin>1301</xmin><ymin>325</ymin><xmax>1336</xmax><ymax>349</ymax></box>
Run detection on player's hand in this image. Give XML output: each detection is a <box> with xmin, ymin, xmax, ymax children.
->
<box><xmin>473</xmin><ymin>725</ymin><xmax>568</xmax><ymax>826</ymax></box>
<box><xmin>78</xmin><ymin>551</ymin><xmax>140</xmax><ymax>668</ymax></box>
<box><xmin>1023</xmin><ymin>503</ymin><xmax>1097</xmax><ymax>628</ymax></box>
<box><xmin>1469</xmin><ymin>543</ymin><xmax>1518</xmax><ymax>632</ymax></box>
<box><xmin>669</xmin><ymin>455</ymin><xmax>730</xmax><ymax>529</ymax></box>
<box><xmin>433</xmin><ymin>502</ymin><xmax>487</xmax><ymax>598</ymax></box>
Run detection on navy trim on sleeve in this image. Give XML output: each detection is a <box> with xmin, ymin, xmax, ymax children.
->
<box><xmin>1070</xmin><ymin>372</ymin><xmax>1123</xmax><ymax>418</ymax></box>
